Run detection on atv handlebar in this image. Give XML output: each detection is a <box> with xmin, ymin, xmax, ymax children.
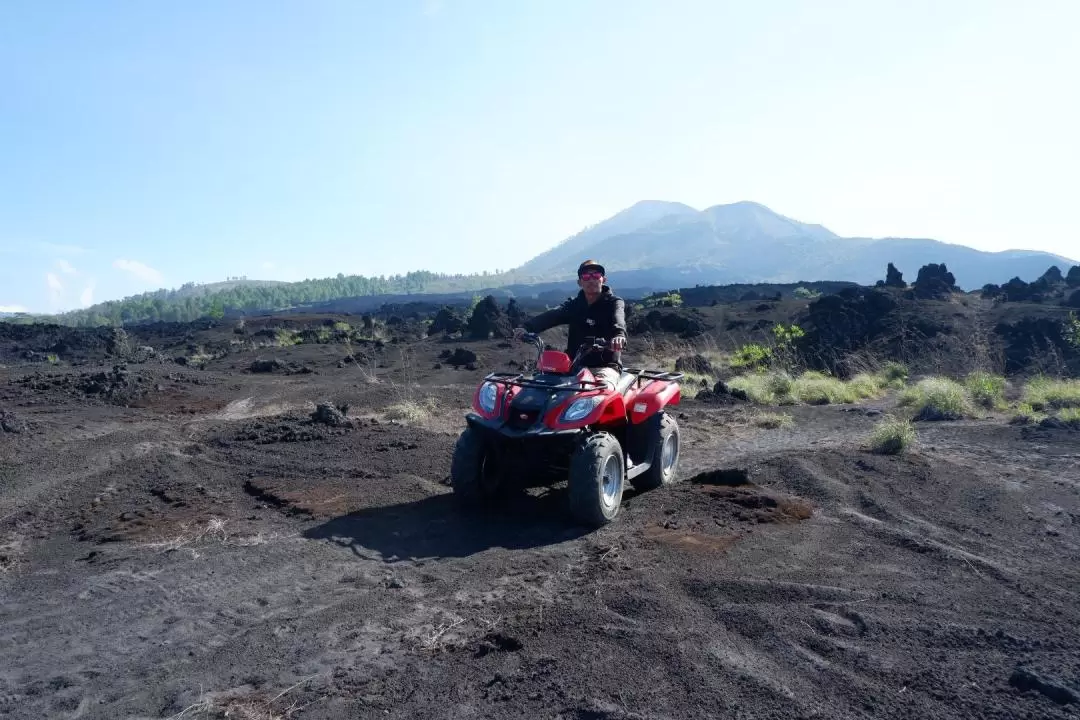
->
<box><xmin>518</xmin><ymin>331</ymin><xmax>614</xmax><ymax>351</ymax></box>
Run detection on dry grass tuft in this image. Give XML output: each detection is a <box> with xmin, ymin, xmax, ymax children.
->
<box><xmin>383</xmin><ymin>398</ymin><xmax>438</xmax><ymax>424</ymax></box>
<box><xmin>752</xmin><ymin>411</ymin><xmax>794</xmax><ymax>429</ymax></box>
<box><xmin>1022</xmin><ymin>376</ymin><xmax>1080</xmax><ymax>410</ymax></box>
<box><xmin>867</xmin><ymin>416</ymin><xmax>916</xmax><ymax>455</ymax></box>
<box><xmin>898</xmin><ymin>377</ymin><xmax>974</xmax><ymax>420</ymax></box>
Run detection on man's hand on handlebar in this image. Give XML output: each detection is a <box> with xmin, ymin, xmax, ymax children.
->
<box><xmin>611</xmin><ymin>335</ymin><xmax>626</xmax><ymax>352</ymax></box>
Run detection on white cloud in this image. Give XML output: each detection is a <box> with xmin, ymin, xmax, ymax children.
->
<box><xmin>113</xmin><ymin>258</ymin><xmax>164</xmax><ymax>285</ymax></box>
<box><xmin>56</xmin><ymin>259</ymin><xmax>77</xmax><ymax>275</ymax></box>
<box><xmin>0</xmin><ymin>304</ymin><xmax>28</xmax><ymax>313</ymax></box>
<box><xmin>80</xmin><ymin>281</ymin><xmax>96</xmax><ymax>307</ymax></box>
<box><xmin>46</xmin><ymin>272</ymin><xmax>64</xmax><ymax>307</ymax></box>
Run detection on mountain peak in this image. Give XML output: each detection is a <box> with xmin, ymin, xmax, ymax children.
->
<box><xmin>514</xmin><ymin>199</ymin><xmax>1074</xmax><ymax>287</ymax></box>
<box><xmin>702</xmin><ymin>201</ymin><xmax>837</xmax><ymax>240</ymax></box>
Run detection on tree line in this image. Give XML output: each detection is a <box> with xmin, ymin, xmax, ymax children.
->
<box><xmin>6</xmin><ymin>270</ymin><xmax>515</xmax><ymax>327</ymax></box>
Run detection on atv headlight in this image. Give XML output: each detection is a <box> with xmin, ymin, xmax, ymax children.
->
<box><xmin>561</xmin><ymin>395</ymin><xmax>603</xmax><ymax>422</ymax></box>
<box><xmin>478</xmin><ymin>381</ymin><xmax>498</xmax><ymax>413</ymax></box>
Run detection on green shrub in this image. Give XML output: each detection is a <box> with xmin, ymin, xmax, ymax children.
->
<box><xmin>1023</xmin><ymin>376</ymin><xmax>1080</xmax><ymax>410</ymax></box>
<box><xmin>274</xmin><ymin>328</ymin><xmax>301</xmax><ymax>346</ymax></box>
<box><xmin>899</xmin><ymin>377</ymin><xmax>973</xmax><ymax>420</ymax></box>
<box><xmin>880</xmin><ymin>362</ymin><xmax>909</xmax><ymax>388</ymax></box>
<box><xmin>730</xmin><ymin>343</ymin><xmax>772</xmax><ymax>370</ymax></box>
<box><xmin>767</xmin><ymin>372</ymin><xmax>796</xmax><ymax>404</ymax></box>
<box><xmin>867</xmin><ymin>416</ymin><xmax>916</xmax><ymax>455</ymax></box>
<box><xmin>964</xmin><ymin>371</ymin><xmax>1007</xmax><ymax>409</ymax></box>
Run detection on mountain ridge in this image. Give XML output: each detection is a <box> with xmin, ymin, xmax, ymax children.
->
<box><xmin>513</xmin><ymin>200</ymin><xmax>1075</xmax><ymax>288</ymax></box>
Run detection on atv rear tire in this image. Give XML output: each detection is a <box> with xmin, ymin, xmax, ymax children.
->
<box><xmin>568</xmin><ymin>432</ymin><xmax>624</xmax><ymax>527</ymax></box>
<box><xmin>631</xmin><ymin>411</ymin><xmax>680</xmax><ymax>492</ymax></box>
<box><xmin>450</xmin><ymin>426</ymin><xmax>501</xmax><ymax>507</ymax></box>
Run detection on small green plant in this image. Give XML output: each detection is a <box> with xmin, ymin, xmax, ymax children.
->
<box><xmin>770</xmin><ymin>323</ymin><xmax>805</xmax><ymax>369</ymax></box>
<box><xmin>964</xmin><ymin>371</ymin><xmax>1007</xmax><ymax>410</ymax></box>
<box><xmin>730</xmin><ymin>343</ymin><xmax>773</xmax><ymax>370</ymax></box>
<box><xmin>1022</xmin><ymin>376</ymin><xmax>1080</xmax><ymax>410</ymax></box>
<box><xmin>792</xmin><ymin>286</ymin><xmax>821</xmax><ymax>299</ymax></box>
<box><xmin>867</xmin><ymin>416</ymin><xmax>916</xmax><ymax>455</ymax></box>
<box><xmin>753</xmin><ymin>411</ymin><xmax>794</xmax><ymax>429</ymax></box>
<box><xmin>274</xmin><ymin>328</ymin><xmax>301</xmax><ymax>346</ymax></box>
<box><xmin>333</xmin><ymin>321</ymin><xmax>352</xmax><ymax>333</ymax></box>
<box><xmin>899</xmin><ymin>377</ymin><xmax>973</xmax><ymax>420</ymax></box>
<box><xmin>766</xmin><ymin>371</ymin><xmax>796</xmax><ymax>403</ymax></box>
<box><xmin>643</xmin><ymin>291</ymin><xmax>683</xmax><ymax>308</ymax></box>
<box><xmin>46</xmin><ymin>353</ymin><xmax>59</xmax><ymax>365</ymax></box>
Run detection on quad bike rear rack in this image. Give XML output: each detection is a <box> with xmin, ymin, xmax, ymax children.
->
<box><xmin>622</xmin><ymin>369</ymin><xmax>685</xmax><ymax>385</ymax></box>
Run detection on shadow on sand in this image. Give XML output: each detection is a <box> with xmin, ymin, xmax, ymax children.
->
<box><xmin>302</xmin><ymin>489</ymin><xmax>593</xmax><ymax>562</ymax></box>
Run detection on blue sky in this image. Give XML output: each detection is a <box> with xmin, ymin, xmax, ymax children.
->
<box><xmin>2</xmin><ymin>0</ymin><xmax>1077</xmax><ymax>313</ymax></box>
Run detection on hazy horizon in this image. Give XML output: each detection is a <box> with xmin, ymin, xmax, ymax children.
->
<box><xmin>3</xmin><ymin>1</ymin><xmax>1078</xmax><ymax>313</ymax></box>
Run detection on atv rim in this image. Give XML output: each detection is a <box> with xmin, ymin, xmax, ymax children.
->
<box><xmin>601</xmin><ymin>454</ymin><xmax>622</xmax><ymax>508</ymax></box>
<box><xmin>661</xmin><ymin>432</ymin><xmax>678</xmax><ymax>476</ymax></box>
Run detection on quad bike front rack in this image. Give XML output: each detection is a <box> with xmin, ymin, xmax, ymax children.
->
<box><xmin>482</xmin><ymin>370</ymin><xmax>608</xmax><ymax>393</ymax></box>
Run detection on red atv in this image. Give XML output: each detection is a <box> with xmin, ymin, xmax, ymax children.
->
<box><xmin>450</xmin><ymin>332</ymin><xmax>684</xmax><ymax>526</ymax></box>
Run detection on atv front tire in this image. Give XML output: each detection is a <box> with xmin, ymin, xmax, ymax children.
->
<box><xmin>450</xmin><ymin>426</ymin><xmax>501</xmax><ymax>507</ymax></box>
<box><xmin>568</xmin><ymin>432</ymin><xmax>624</xmax><ymax>527</ymax></box>
<box><xmin>631</xmin><ymin>411</ymin><xmax>680</xmax><ymax>492</ymax></box>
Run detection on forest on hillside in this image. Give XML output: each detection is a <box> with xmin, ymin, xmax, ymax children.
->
<box><xmin>5</xmin><ymin>270</ymin><xmax>520</xmax><ymax>327</ymax></box>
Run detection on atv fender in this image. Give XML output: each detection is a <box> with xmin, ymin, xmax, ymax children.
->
<box><xmin>627</xmin><ymin>381</ymin><xmax>681</xmax><ymax>424</ymax></box>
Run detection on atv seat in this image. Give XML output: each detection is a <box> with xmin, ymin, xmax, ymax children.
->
<box><xmin>615</xmin><ymin>372</ymin><xmax>638</xmax><ymax>395</ymax></box>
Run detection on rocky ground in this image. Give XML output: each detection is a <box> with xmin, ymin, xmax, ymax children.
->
<box><xmin>1</xmin><ymin>319</ymin><xmax>1079</xmax><ymax>720</ymax></box>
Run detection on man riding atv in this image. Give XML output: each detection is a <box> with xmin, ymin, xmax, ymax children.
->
<box><xmin>454</xmin><ymin>258</ymin><xmax>684</xmax><ymax>526</ymax></box>
<box><xmin>514</xmin><ymin>259</ymin><xmax>626</xmax><ymax>387</ymax></box>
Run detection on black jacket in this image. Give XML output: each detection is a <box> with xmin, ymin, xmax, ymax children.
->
<box><xmin>522</xmin><ymin>286</ymin><xmax>627</xmax><ymax>369</ymax></box>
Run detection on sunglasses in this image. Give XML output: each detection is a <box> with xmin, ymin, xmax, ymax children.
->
<box><xmin>578</xmin><ymin>271</ymin><xmax>603</xmax><ymax>281</ymax></box>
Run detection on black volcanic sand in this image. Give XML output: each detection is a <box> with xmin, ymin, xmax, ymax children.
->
<box><xmin>1</xmin><ymin>331</ymin><xmax>1079</xmax><ymax>720</ymax></box>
